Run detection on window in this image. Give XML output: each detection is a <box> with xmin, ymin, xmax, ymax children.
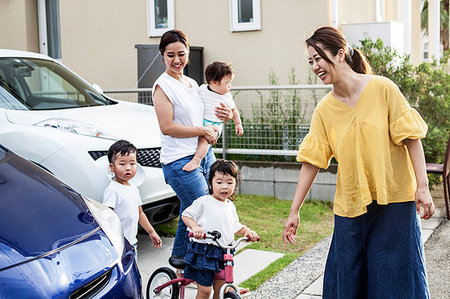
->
<box><xmin>0</xmin><ymin>58</ymin><xmax>108</xmax><ymax>110</ymax></box>
<box><xmin>230</xmin><ymin>0</ymin><xmax>261</xmax><ymax>32</ymax></box>
<box><xmin>147</xmin><ymin>0</ymin><xmax>174</xmax><ymax>37</ymax></box>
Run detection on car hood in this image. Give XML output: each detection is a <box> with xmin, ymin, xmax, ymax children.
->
<box><xmin>5</xmin><ymin>101</ymin><xmax>162</xmax><ymax>147</ymax></box>
<box><xmin>0</xmin><ymin>147</ymin><xmax>99</xmax><ymax>271</ymax></box>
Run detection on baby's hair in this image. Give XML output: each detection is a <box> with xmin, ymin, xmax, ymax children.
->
<box><xmin>205</xmin><ymin>61</ymin><xmax>234</xmax><ymax>84</ymax></box>
<box><xmin>107</xmin><ymin>140</ymin><xmax>138</xmax><ymax>163</ymax></box>
<box><xmin>208</xmin><ymin>159</ymin><xmax>239</xmax><ymax>201</ymax></box>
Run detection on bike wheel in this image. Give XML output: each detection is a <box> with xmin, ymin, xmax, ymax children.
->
<box><xmin>224</xmin><ymin>291</ymin><xmax>241</xmax><ymax>299</ymax></box>
<box><xmin>146</xmin><ymin>267</ymin><xmax>179</xmax><ymax>299</ymax></box>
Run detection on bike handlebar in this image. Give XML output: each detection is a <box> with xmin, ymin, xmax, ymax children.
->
<box><xmin>188</xmin><ymin>231</ymin><xmax>260</xmax><ymax>249</ymax></box>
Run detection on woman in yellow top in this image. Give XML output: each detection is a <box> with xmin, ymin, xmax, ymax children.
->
<box><xmin>283</xmin><ymin>26</ymin><xmax>435</xmax><ymax>298</ymax></box>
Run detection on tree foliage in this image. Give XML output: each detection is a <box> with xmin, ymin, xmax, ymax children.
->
<box><xmin>421</xmin><ymin>0</ymin><xmax>449</xmax><ymax>50</ymax></box>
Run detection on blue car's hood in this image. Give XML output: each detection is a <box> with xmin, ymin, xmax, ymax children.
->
<box><xmin>0</xmin><ymin>146</ymin><xmax>99</xmax><ymax>271</ymax></box>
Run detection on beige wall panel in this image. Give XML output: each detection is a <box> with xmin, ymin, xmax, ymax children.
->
<box><xmin>339</xmin><ymin>0</ymin><xmax>377</xmax><ymax>24</ymax></box>
<box><xmin>384</xmin><ymin>0</ymin><xmax>399</xmax><ymax>21</ymax></box>
<box><xmin>411</xmin><ymin>0</ymin><xmax>423</xmax><ymax>65</ymax></box>
<box><xmin>175</xmin><ymin>0</ymin><xmax>329</xmax><ymax>86</ymax></box>
<box><xmin>60</xmin><ymin>0</ymin><xmax>149</xmax><ymax>89</ymax></box>
<box><xmin>0</xmin><ymin>0</ymin><xmax>38</xmax><ymax>51</ymax></box>
<box><xmin>60</xmin><ymin>0</ymin><xmax>329</xmax><ymax>89</ymax></box>
<box><xmin>0</xmin><ymin>0</ymin><xmax>425</xmax><ymax>89</ymax></box>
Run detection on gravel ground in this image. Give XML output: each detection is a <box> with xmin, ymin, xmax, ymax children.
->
<box><xmin>425</xmin><ymin>219</ymin><xmax>450</xmax><ymax>299</ymax></box>
<box><xmin>250</xmin><ymin>218</ymin><xmax>450</xmax><ymax>299</ymax></box>
<box><xmin>249</xmin><ymin>236</ymin><xmax>331</xmax><ymax>299</ymax></box>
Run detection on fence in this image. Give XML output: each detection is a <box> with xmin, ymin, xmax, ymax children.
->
<box><xmin>104</xmin><ymin>85</ymin><xmax>331</xmax><ymax>161</ymax></box>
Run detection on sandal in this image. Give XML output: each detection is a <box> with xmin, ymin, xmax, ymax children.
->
<box><xmin>239</xmin><ymin>287</ymin><xmax>249</xmax><ymax>295</ymax></box>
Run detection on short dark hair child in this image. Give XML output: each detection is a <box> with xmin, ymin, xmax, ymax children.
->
<box><xmin>107</xmin><ymin>140</ymin><xmax>137</xmax><ymax>163</ymax></box>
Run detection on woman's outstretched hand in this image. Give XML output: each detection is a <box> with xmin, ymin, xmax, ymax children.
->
<box><xmin>215</xmin><ymin>103</ymin><xmax>233</xmax><ymax>122</ymax></box>
<box><xmin>283</xmin><ymin>213</ymin><xmax>299</xmax><ymax>245</ymax></box>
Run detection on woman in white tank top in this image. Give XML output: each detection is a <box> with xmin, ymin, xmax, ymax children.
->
<box><xmin>152</xmin><ymin>30</ymin><xmax>232</xmax><ymax>259</ymax></box>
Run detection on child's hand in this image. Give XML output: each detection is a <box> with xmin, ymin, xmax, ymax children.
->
<box><xmin>149</xmin><ymin>231</ymin><xmax>162</xmax><ymax>248</ymax></box>
<box><xmin>235</xmin><ymin>124</ymin><xmax>244</xmax><ymax>136</ymax></box>
<box><xmin>191</xmin><ymin>226</ymin><xmax>204</xmax><ymax>239</ymax></box>
<box><xmin>245</xmin><ymin>230</ymin><xmax>259</xmax><ymax>242</ymax></box>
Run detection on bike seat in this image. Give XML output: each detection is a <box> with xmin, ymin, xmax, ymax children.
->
<box><xmin>169</xmin><ymin>255</ymin><xmax>187</xmax><ymax>269</ymax></box>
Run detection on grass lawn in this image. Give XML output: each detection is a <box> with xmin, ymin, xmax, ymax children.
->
<box><xmin>154</xmin><ymin>194</ymin><xmax>334</xmax><ymax>290</ymax></box>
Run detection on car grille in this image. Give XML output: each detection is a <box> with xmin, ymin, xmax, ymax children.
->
<box><xmin>88</xmin><ymin>147</ymin><xmax>162</xmax><ymax>168</ymax></box>
<box><xmin>70</xmin><ymin>268</ymin><xmax>112</xmax><ymax>299</ymax></box>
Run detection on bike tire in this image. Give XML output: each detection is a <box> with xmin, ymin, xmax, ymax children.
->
<box><xmin>224</xmin><ymin>291</ymin><xmax>241</xmax><ymax>299</ymax></box>
<box><xmin>146</xmin><ymin>267</ymin><xmax>179</xmax><ymax>299</ymax></box>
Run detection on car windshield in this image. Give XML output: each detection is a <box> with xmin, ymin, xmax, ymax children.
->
<box><xmin>0</xmin><ymin>57</ymin><xmax>111</xmax><ymax>110</ymax></box>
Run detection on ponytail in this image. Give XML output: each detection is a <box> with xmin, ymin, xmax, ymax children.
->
<box><xmin>349</xmin><ymin>48</ymin><xmax>373</xmax><ymax>75</ymax></box>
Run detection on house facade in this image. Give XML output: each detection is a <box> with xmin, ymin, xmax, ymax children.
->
<box><xmin>0</xmin><ymin>0</ymin><xmax>431</xmax><ymax>90</ymax></box>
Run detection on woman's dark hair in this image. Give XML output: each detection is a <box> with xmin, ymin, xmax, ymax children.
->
<box><xmin>205</xmin><ymin>61</ymin><xmax>234</xmax><ymax>84</ymax></box>
<box><xmin>306</xmin><ymin>26</ymin><xmax>372</xmax><ymax>75</ymax></box>
<box><xmin>107</xmin><ymin>140</ymin><xmax>137</xmax><ymax>163</ymax></box>
<box><xmin>208</xmin><ymin>159</ymin><xmax>239</xmax><ymax>201</ymax></box>
<box><xmin>159</xmin><ymin>29</ymin><xmax>190</xmax><ymax>55</ymax></box>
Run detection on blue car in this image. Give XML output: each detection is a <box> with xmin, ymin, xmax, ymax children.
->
<box><xmin>0</xmin><ymin>145</ymin><xmax>142</xmax><ymax>298</ymax></box>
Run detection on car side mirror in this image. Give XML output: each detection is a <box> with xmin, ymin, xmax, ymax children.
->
<box><xmin>92</xmin><ymin>83</ymin><xmax>103</xmax><ymax>94</ymax></box>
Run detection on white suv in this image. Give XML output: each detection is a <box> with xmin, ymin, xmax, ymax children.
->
<box><xmin>0</xmin><ymin>49</ymin><xmax>179</xmax><ymax>224</ymax></box>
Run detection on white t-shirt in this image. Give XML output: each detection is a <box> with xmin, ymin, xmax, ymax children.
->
<box><xmin>199</xmin><ymin>84</ymin><xmax>236</xmax><ymax>123</ymax></box>
<box><xmin>103</xmin><ymin>181</ymin><xmax>143</xmax><ymax>245</ymax></box>
<box><xmin>182</xmin><ymin>195</ymin><xmax>245</xmax><ymax>247</ymax></box>
<box><xmin>153</xmin><ymin>72</ymin><xmax>204</xmax><ymax>164</ymax></box>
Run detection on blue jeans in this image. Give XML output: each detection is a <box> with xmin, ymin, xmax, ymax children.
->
<box><xmin>162</xmin><ymin>147</ymin><xmax>215</xmax><ymax>258</ymax></box>
<box><xmin>323</xmin><ymin>201</ymin><xmax>429</xmax><ymax>299</ymax></box>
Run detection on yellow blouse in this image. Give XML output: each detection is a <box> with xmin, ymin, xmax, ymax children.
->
<box><xmin>297</xmin><ymin>76</ymin><xmax>428</xmax><ymax>217</ymax></box>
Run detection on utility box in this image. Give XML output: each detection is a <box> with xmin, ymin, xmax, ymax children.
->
<box><xmin>341</xmin><ymin>21</ymin><xmax>405</xmax><ymax>53</ymax></box>
<box><xmin>135</xmin><ymin>44</ymin><xmax>204</xmax><ymax>89</ymax></box>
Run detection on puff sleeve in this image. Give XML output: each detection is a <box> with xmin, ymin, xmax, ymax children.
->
<box><xmin>297</xmin><ymin>109</ymin><xmax>333</xmax><ymax>169</ymax></box>
<box><xmin>182</xmin><ymin>196</ymin><xmax>204</xmax><ymax>221</ymax></box>
<box><xmin>386</xmin><ymin>79</ymin><xmax>428</xmax><ymax>145</ymax></box>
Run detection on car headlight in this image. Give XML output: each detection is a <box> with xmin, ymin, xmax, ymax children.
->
<box><xmin>83</xmin><ymin>197</ymin><xmax>125</xmax><ymax>270</ymax></box>
<box><xmin>34</xmin><ymin>118</ymin><xmax>117</xmax><ymax>140</ymax></box>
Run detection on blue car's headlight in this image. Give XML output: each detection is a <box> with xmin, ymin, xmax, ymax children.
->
<box><xmin>83</xmin><ymin>197</ymin><xmax>125</xmax><ymax>270</ymax></box>
<box><xmin>34</xmin><ymin>118</ymin><xmax>117</xmax><ymax>140</ymax></box>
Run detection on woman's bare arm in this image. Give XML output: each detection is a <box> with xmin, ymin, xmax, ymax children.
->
<box><xmin>283</xmin><ymin>162</ymin><xmax>320</xmax><ymax>245</ymax></box>
<box><xmin>404</xmin><ymin>138</ymin><xmax>435</xmax><ymax>219</ymax></box>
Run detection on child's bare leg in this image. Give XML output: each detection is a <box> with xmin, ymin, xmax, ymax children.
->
<box><xmin>196</xmin><ymin>284</ymin><xmax>212</xmax><ymax>299</ymax></box>
<box><xmin>182</xmin><ymin>137</ymin><xmax>210</xmax><ymax>171</ymax></box>
<box><xmin>213</xmin><ymin>279</ymin><xmax>226</xmax><ymax>299</ymax></box>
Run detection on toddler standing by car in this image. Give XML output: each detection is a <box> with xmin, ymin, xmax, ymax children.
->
<box><xmin>103</xmin><ymin>140</ymin><xmax>162</xmax><ymax>257</ymax></box>
<box><xmin>182</xmin><ymin>62</ymin><xmax>244</xmax><ymax>172</ymax></box>
<box><xmin>182</xmin><ymin>159</ymin><xmax>259</xmax><ymax>299</ymax></box>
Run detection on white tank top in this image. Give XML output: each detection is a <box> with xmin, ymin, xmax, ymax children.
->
<box><xmin>153</xmin><ymin>72</ymin><xmax>204</xmax><ymax>164</ymax></box>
